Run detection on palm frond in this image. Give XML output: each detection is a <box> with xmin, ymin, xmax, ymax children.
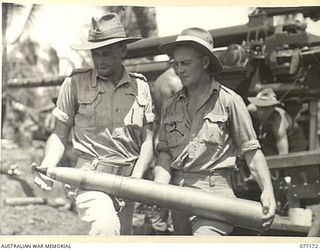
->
<box><xmin>10</xmin><ymin>4</ymin><xmax>42</xmax><ymax>44</ymax></box>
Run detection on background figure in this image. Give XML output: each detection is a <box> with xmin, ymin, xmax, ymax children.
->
<box><xmin>248</xmin><ymin>88</ymin><xmax>320</xmax><ymax>237</ymax></box>
<box><xmin>247</xmin><ymin>88</ymin><xmax>307</xmax><ymax>156</ymax></box>
<box><xmin>138</xmin><ymin>67</ymin><xmax>182</xmax><ymax>235</ymax></box>
<box><xmin>219</xmin><ymin>43</ymin><xmax>247</xmax><ymax>67</ymax></box>
<box><xmin>152</xmin><ymin>67</ymin><xmax>183</xmax><ymax>119</ymax></box>
<box><xmin>33</xmin><ymin>13</ymin><xmax>154</xmax><ymax>235</ymax></box>
<box><xmin>152</xmin><ymin>67</ymin><xmax>183</xmax><ymax>147</ymax></box>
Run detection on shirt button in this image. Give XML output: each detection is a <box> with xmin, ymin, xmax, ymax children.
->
<box><xmin>115</xmin><ymin>108</ymin><xmax>119</xmax><ymax>112</ymax></box>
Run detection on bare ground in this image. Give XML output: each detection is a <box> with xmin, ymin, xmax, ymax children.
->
<box><xmin>0</xmin><ymin>141</ymin><xmax>89</xmax><ymax>235</ymax></box>
<box><xmin>0</xmin><ymin>140</ymin><xmax>167</xmax><ymax>236</ymax></box>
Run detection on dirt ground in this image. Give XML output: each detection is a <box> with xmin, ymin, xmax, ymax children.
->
<box><xmin>0</xmin><ymin>140</ymin><xmax>90</xmax><ymax>235</ymax></box>
<box><xmin>0</xmin><ymin>139</ymin><xmax>172</xmax><ymax>236</ymax></box>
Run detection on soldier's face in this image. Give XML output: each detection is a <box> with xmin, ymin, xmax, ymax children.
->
<box><xmin>257</xmin><ymin>106</ymin><xmax>274</xmax><ymax>120</ymax></box>
<box><xmin>91</xmin><ymin>44</ymin><xmax>126</xmax><ymax>77</ymax></box>
<box><xmin>172</xmin><ymin>46</ymin><xmax>207</xmax><ymax>89</ymax></box>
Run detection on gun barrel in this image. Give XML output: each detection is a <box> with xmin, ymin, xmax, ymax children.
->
<box><xmin>47</xmin><ymin>167</ymin><xmax>264</xmax><ymax>231</ymax></box>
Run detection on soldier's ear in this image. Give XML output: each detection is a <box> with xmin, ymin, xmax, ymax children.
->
<box><xmin>202</xmin><ymin>56</ymin><xmax>210</xmax><ymax>70</ymax></box>
<box><xmin>120</xmin><ymin>45</ymin><xmax>127</xmax><ymax>58</ymax></box>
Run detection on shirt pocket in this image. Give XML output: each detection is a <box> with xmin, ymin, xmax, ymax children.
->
<box><xmin>201</xmin><ymin>112</ymin><xmax>229</xmax><ymax>145</ymax></box>
<box><xmin>163</xmin><ymin>114</ymin><xmax>185</xmax><ymax>148</ymax></box>
<box><xmin>77</xmin><ymin>92</ymin><xmax>99</xmax><ymax>128</ymax></box>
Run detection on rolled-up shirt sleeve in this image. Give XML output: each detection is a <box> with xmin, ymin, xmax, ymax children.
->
<box><xmin>54</xmin><ymin>77</ymin><xmax>76</xmax><ymax>127</ymax></box>
<box><xmin>142</xmin><ymin>81</ymin><xmax>155</xmax><ymax>125</ymax></box>
<box><xmin>229</xmin><ymin>94</ymin><xmax>261</xmax><ymax>157</ymax></box>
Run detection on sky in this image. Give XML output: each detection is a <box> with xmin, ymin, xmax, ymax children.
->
<box><xmin>7</xmin><ymin>5</ymin><xmax>250</xmax><ymax>53</ymax></box>
<box><xmin>6</xmin><ymin>4</ymin><xmax>320</xmax><ymax>71</ymax></box>
<box><xmin>156</xmin><ymin>6</ymin><xmax>250</xmax><ymax>37</ymax></box>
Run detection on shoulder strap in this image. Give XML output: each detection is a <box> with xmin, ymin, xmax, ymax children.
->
<box><xmin>129</xmin><ymin>72</ymin><xmax>149</xmax><ymax>101</ymax></box>
<box><xmin>129</xmin><ymin>72</ymin><xmax>148</xmax><ymax>82</ymax></box>
<box><xmin>69</xmin><ymin>68</ymin><xmax>92</xmax><ymax>77</ymax></box>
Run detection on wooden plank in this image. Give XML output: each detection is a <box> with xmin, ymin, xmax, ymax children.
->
<box><xmin>309</xmin><ymin>100</ymin><xmax>319</xmax><ymax>150</ymax></box>
<box><xmin>271</xmin><ymin>215</ymin><xmax>310</xmax><ymax>233</ymax></box>
<box><xmin>266</xmin><ymin>150</ymin><xmax>320</xmax><ymax>169</ymax></box>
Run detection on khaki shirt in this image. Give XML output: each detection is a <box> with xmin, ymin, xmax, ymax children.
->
<box><xmin>54</xmin><ymin>66</ymin><xmax>154</xmax><ymax>168</ymax></box>
<box><xmin>157</xmin><ymin>79</ymin><xmax>260</xmax><ymax>172</ymax></box>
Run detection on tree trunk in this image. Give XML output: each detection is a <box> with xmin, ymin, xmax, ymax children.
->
<box><xmin>2</xmin><ymin>3</ymin><xmax>9</xmax><ymax>136</ymax></box>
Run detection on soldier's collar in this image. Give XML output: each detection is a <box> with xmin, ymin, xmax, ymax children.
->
<box><xmin>177</xmin><ymin>78</ymin><xmax>219</xmax><ymax>99</ymax></box>
<box><xmin>92</xmin><ymin>65</ymin><xmax>130</xmax><ymax>88</ymax></box>
<box><xmin>177</xmin><ymin>88</ymin><xmax>187</xmax><ymax>99</ymax></box>
<box><xmin>116</xmin><ymin>66</ymin><xmax>131</xmax><ymax>88</ymax></box>
<box><xmin>209</xmin><ymin>78</ymin><xmax>219</xmax><ymax>95</ymax></box>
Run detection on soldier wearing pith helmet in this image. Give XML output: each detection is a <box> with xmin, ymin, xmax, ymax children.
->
<box><xmin>154</xmin><ymin>27</ymin><xmax>276</xmax><ymax>235</ymax></box>
<box><xmin>33</xmin><ymin>13</ymin><xmax>155</xmax><ymax>235</ymax></box>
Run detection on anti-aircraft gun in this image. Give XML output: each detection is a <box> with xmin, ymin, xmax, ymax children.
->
<box><xmin>125</xmin><ymin>7</ymin><xmax>320</xmax><ymax>99</ymax></box>
<box><xmin>7</xmin><ymin>6</ymin><xmax>320</xmax><ymax>235</ymax></box>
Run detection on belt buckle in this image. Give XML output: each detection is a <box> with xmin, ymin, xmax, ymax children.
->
<box><xmin>91</xmin><ymin>159</ymin><xmax>99</xmax><ymax>170</ymax></box>
<box><xmin>209</xmin><ymin>170</ymin><xmax>216</xmax><ymax>187</ymax></box>
<box><xmin>113</xmin><ymin>166</ymin><xmax>121</xmax><ymax>175</ymax></box>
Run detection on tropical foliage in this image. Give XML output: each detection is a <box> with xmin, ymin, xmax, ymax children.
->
<box><xmin>1</xmin><ymin>3</ymin><xmax>158</xmax><ymax>142</ymax></box>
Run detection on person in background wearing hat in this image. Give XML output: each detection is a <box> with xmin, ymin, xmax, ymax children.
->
<box><xmin>33</xmin><ymin>13</ymin><xmax>154</xmax><ymax>235</ymax></box>
<box><xmin>247</xmin><ymin>88</ymin><xmax>307</xmax><ymax>156</ymax></box>
<box><xmin>247</xmin><ymin>88</ymin><xmax>320</xmax><ymax>236</ymax></box>
<box><xmin>139</xmin><ymin>67</ymin><xmax>182</xmax><ymax>235</ymax></box>
<box><xmin>153</xmin><ymin>27</ymin><xmax>276</xmax><ymax>235</ymax></box>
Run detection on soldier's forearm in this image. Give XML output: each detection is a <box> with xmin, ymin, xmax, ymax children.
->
<box><xmin>154</xmin><ymin>151</ymin><xmax>172</xmax><ymax>184</ymax></box>
<box><xmin>275</xmin><ymin>135</ymin><xmax>289</xmax><ymax>155</ymax></box>
<box><xmin>245</xmin><ymin>149</ymin><xmax>274</xmax><ymax>192</ymax></box>
<box><xmin>154</xmin><ymin>165</ymin><xmax>171</xmax><ymax>184</ymax></box>
<box><xmin>131</xmin><ymin>126</ymin><xmax>154</xmax><ymax>178</ymax></box>
<box><xmin>132</xmin><ymin>135</ymin><xmax>154</xmax><ymax>178</ymax></box>
<box><xmin>40</xmin><ymin>133</ymin><xmax>66</xmax><ymax>169</ymax></box>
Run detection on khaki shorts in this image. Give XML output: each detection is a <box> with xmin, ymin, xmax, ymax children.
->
<box><xmin>171</xmin><ymin>169</ymin><xmax>235</xmax><ymax>236</ymax></box>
